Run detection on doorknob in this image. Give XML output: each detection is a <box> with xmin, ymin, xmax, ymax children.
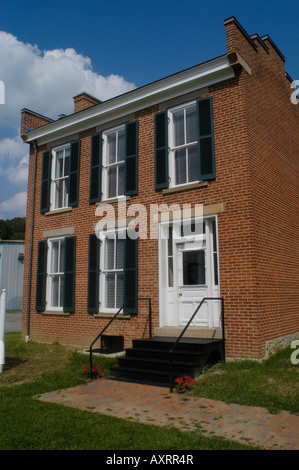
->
<box><xmin>178</xmin><ymin>291</ymin><xmax>182</xmax><ymax>296</ymax></box>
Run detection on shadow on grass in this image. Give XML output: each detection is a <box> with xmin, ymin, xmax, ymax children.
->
<box><xmin>3</xmin><ymin>357</ymin><xmax>27</xmax><ymax>371</ymax></box>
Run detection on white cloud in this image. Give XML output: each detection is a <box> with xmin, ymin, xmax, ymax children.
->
<box><xmin>0</xmin><ymin>191</ymin><xmax>27</xmax><ymax>216</ymax></box>
<box><xmin>0</xmin><ymin>135</ymin><xmax>26</xmax><ymax>161</ymax></box>
<box><xmin>0</xmin><ymin>31</ymin><xmax>136</xmax><ymax>218</ymax></box>
<box><xmin>0</xmin><ymin>31</ymin><xmax>136</xmax><ymax>126</ymax></box>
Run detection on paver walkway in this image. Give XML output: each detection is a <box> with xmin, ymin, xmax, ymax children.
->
<box><xmin>38</xmin><ymin>378</ymin><xmax>299</xmax><ymax>450</ymax></box>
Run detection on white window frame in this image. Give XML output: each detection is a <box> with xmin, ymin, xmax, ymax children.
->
<box><xmin>168</xmin><ymin>101</ymin><xmax>199</xmax><ymax>188</ymax></box>
<box><xmin>102</xmin><ymin>125</ymin><xmax>125</xmax><ymax>200</ymax></box>
<box><xmin>99</xmin><ymin>228</ymin><xmax>126</xmax><ymax>313</ymax></box>
<box><xmin>50</xmin><ymin>144</ymin><xmax>70</xmax><ymax>210</ymax></box>
<box><xmin>46</xmin><ymin>236</ymin><xmax>65</xmax><ymax>312</ymax></box>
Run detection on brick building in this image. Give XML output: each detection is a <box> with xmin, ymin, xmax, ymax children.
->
<box><xmin>20</xmin><ymin>17</ymin><xmax>299</xmax><ymax>369</ymax></box>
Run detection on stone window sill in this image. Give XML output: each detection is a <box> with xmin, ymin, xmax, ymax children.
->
<box><xmin>45</xmin><ymin>207</ymin><xmax>73</xmax><ymax>216</ymax></box>
<box><xmin>42</xmin><ymin>311</ymin><xmax>71</xmax><ymax>316</ymax></box>
<box><xmin>93</xmin><ymin>312</ymin><xmax>131</xmax><ymax>319</ymax></box>
<box><xmin>162</xmin><ymin>181</ymin><xmax>208</xmax><ymax>195</ymax></box>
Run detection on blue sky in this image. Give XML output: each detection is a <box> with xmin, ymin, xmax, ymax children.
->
<box><xmin>0</xmin><ymin>0</ymin><xmax>298</xmax><ymax>220</ymax></box>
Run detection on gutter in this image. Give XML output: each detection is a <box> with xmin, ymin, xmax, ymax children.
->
<box><xmin>25</xmin><ymin>139</ymin><xmax>38</xmax><ymax>342</ymax></box>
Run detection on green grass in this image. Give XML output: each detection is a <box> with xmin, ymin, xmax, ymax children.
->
<box><xmin>191</xmin><ymin>346</ymin><xmax>299</xmax><ymax>415</ymax></box>
<box><xmin>0</xmin><ymin>333</ymin><xmax>255</xmax><ymax>450</ymax></box>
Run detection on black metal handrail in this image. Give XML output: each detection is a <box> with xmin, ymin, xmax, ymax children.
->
<box><xmin>89</xmin><ymin>297</ymin><xmax>152</xmax><ymax>378</ymax></box>
<box><xmin>169</xmin><ymin>297</ymin><xmax>225</xmax><ymax>392</ymax></box>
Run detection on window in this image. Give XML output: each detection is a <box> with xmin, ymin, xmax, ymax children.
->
<box><xmin>101</xmin><ymin>233</ymin><xmax>125</xmax><ymax>310</ymax></box>
<box><xmin>88</xmin><ymin>229</ymin><xmax>138</xmax><ymax>314</ymax></box>
<box><xmin>89</xmin><ymin>121</ymin><xmax>138</xmax><ymax>204</ymax></box>
<box><xmin>40</xmin><ymin>141</ymin><xmax>80</xmax><ymax>213</ymax></box>
<box><xmin>102</xmin><ymin>126</ymin><xmax>125</xmax><ymax>199</ymax></box>
<box><xmin>47</xmin><ymin>237</ymin><xmax>65</xmax><ymax>310</ymax></box>
<box><xmin>154</xmin><ymin>97</ymin><xmax>215</xmax><ymax>190</ymax></box>
<box><xmin>51</xmin><ymin>145</ymin><xmax>70</xmax><ymax>210</ymax></box>
<box><xmin>36</xmin><ymin>236</ymin><xmax>76</xmax><ymax>312</ymax></box>
<box><xmin>169</xmin><ymin>102</ymin><xmax>198</xmax><ymax>186</ymax></box>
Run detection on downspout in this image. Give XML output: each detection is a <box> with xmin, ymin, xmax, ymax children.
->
<box><xmin>25</xmin><ymin>139</ymin><xmax>38</xmax><ymax>342</ymax></box>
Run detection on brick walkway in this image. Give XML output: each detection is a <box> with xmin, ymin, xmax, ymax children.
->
<box><xmin>38</xmin><ymin>378</ymin><xmax>299</xmax><ymax>450</ymax></box>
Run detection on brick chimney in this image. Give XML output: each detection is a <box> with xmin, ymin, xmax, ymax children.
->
<box><xmin>73</xmin><ymin>92</ymin><xmax>101</xmax><ymax>113</ymax></box>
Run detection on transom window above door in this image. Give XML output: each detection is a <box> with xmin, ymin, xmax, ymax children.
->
<box><xmin>102</xmin><ymin>126</ymin><xmax>125</xmax><ymax>199</ymax></box>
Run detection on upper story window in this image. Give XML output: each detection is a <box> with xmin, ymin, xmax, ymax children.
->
<box><xmin>154</xmin><ymin>97</ymin><xmax>215</xmax><ymax>191</ymax></box>
<box><xmin>51</xmin><ymin>145</ymin><xmax>70</xmax><ymax>210</ymax></box>
<box><xmin>168</xmin><ymin>102</ymin><xmax>198</xmax><ymax>186</ymax></box>
<box><xmin>102</xmin><ymin>126</ymin><xmax>125</xmax><ymax>199</ymax></box>
<box><xmin>40</xmin><ymin>140</ymin><xmax>80</xmax><ymax>214</ymax></box>
<box><xmin>89</xmin><ymin>121</ymin><xmax>138</xmax><ymax>204</ymax></box>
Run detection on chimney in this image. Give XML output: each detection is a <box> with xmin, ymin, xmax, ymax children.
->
<box><xmin>73</xmin><ymin>92</ymin><xmax>101</xmax><ymax>113</ymax></box>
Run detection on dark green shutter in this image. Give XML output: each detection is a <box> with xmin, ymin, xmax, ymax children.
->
<box><xmin>36</xmin><ymin>240</ymin><xmax>47</xmax><ymax>311</ymax></box>
<box><xmin>88</xmin><ymin>233</ymin><xmax>100</xmax><ymax>313</ymax></box>
<box><xmin>90</xmin><ymin>133</ymin><xmax>102</xmax><ymax>203</ymax></box>
<box><xmin>68</xmin><ymin>140</ymin><xmax>81</xmax><ymax>206</ymax></box>
<box><xmin>63</xmin><ymin>236</ymin><xmax>76</xmax><ymax>312</ymax></box>
<box><xmin>125</xmin><ymin>121</ymin><xmax>138</xmax><ymax>196</ymax></box>
<box><xmin>40</xmin><ymin>150</ymin><xmax>51</xmax><ymax>213</ymax></box>
<box><xmin>155</xmin><ymin>110</ymin><xmax>168</xmax><ymax>189</ymax></box>
<box><xmin>197</xmin><ymin>97</ymin><xmax>215</xmax><ymax>180</ymax></box>
<box><xmin>123</xmin><ymin>229</ymin><xmax>138</xmax><ymax>314</ymax></box>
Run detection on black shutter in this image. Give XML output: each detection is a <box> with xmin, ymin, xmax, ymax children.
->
<box><xmin>40</xmin><ymin>150</ymin><xmax>51</xmax><ymax>213</ymax></box>
<box><xmin>68</xmin><ymin>140</ymin><xmax>81</xmax><ymax>206</ymax></box>
<box><xmin>123</xmin><ymin>229</ymin><xmax>138</xmax><ymax>314</ymax></box>
<box><xmin>125</xmin><ymin>121</ymin><xmax>138</xmax><ymax>196</ymax></box>
<box><xmin>155</xmin><ymin>110</ymin><xmax>169</xmax><ymax>189</ymax></box>
<box><xmin>63</xmin><ymin>236</ymin><xmax>76</xmax><ymax>312</ymax></box>
<box><xmin>88</xmin><ymin>233</ymin><xmax>100</xmax><ymax>313</ymax></box>
<box><xmin>197</xmin><ymin>97</ymin><xmax>215</xmax><ymax>180</ymax></box>
<box><xmin>90</xmin><ymin>133</ymin><xmax>102</xmax><ymax>203</ymax></box>
<box><xmin>36</xmin><ymin>240</ymin><xmax>47</xmax><ymax>311</ymax></box>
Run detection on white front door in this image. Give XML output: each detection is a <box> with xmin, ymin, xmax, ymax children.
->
<box><xmin>159</xmin><ymin>217</ymin><xmax>220</xmax><ymax>329</ymax></box>
<box><xmin>177</xmin><ymin>241</ymin><xmax>210</xmax><ymax>327</ymax></box>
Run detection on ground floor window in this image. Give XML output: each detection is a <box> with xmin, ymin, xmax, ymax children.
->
<box><xmin>46</xmin><ymin>237</ymin><xmax>65</xmax><ymax>310</ymax></box>
<box><xmin>99</xmin><ymin>230</ymin><xmax>125</xmax><ymax>311</ymax></box>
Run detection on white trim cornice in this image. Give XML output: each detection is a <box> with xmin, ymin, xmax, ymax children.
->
<box><xmin>23</xmin><ymin>55</ymin><xmax>235</xmax><ymax>145</ymax></box>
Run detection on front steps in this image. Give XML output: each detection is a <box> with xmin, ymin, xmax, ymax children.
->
<box><xmin>110</xmin><ymin>336</ymin><xmax>224</xmax><ymax>387</ymax></box>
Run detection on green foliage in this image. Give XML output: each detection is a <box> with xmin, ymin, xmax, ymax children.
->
<box><xmin>0</xmin><ymin>217</ymin><xmax>25</xmax><ymax>240</ymax></box>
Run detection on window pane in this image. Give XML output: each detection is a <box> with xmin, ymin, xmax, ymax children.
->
<box><xmin>183</xmin><ymin>250</ymin><xmax>205</xmax><ymax>285</ymax></box>
<box><xmin>106</xmin><ymin>273</ymin><xmax>115</xmax><ymax>308</ymax></box>
<box><xmin>59</xmin><ymin>239</ymin><xmax>65</xmax><ymax>273</ymax></box>
<box><xmin>168</xmin><ymin>257</ymin><xmax>173</xmax><ymax>287</ymax></box>
<box><xmin>64</xmin><ymin>155</ymin><xmax>70</xmax><ymax>177</ymax></box>
<box><xmin>173</xmin><ymin>109</ymin><xmax>185</xmax><ymax>146</ymax></box>
<box><xmin>55</xmin><ymin>151</ymin><xmax>64</xmax><ymax>178</ymax></box>
<box><xmin>188</xmin><ymin>145</ymin><xmax>199</xmax><ymax>182</ymax></box>
<box><xmin>175</xmin><ymin>148</ymin><xmax>187</xmax><ymax>185</ymax></box>
<box><xmin>51</xmin><ymin>276</ymin><xmax>59</xmax><ymax>307</ymax></box>
<box><xmin>51</xmin><ymin>241</ymin><xmax>59</xmax><ymax>273</ymax></box>
<box><xmin>107</xmin><ymin>133</ymin><xmax>116</xmax><ymax>164</ymax></box>
<box><xmin>186</xmin><ymin>106</ymin><xmax>197</xmax><ymax>143</ymax></box>
<box><xmin>118</xmin><ymin>130</ymin><xmax>125</xmax><ymax>162</ymax></box>
<box><xmin>105</xmin><ymin>238</ymin><xmax>115</xmax><ymax>270</ymax></box>
<box><xmin>118</xmin><ymin>164</ymin><xmax>125</xmax><ymax>196</ymax></box>
<box><xmin>107</xmin><ymin>167</ymin><xmax>117</xmax><ymax>198</ymax></box>
<box><xmin>115</xmin><ymin>238</ymin><xmax>124</xmax><ymax>269</ymax></box>
<box><xmin>116</xmin><ymin>273</ymin><xmax>123</xmax><ymax>307</ymax></box>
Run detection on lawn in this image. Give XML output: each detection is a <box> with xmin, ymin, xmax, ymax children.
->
<box><xmin>1</xmin><ymin>332</ymin><xmax>297</xmax><ymax>450</ymax></box>
<box><xmin>191</xmin><ymin>345</ymin><xmax>299</xmax><ymax>415</ymax></box>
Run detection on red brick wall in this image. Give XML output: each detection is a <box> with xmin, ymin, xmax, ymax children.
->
<box><xmin>21</xmin><ymin>20</ymin><xmax>299</xmax><ymax>359</ymax></box>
